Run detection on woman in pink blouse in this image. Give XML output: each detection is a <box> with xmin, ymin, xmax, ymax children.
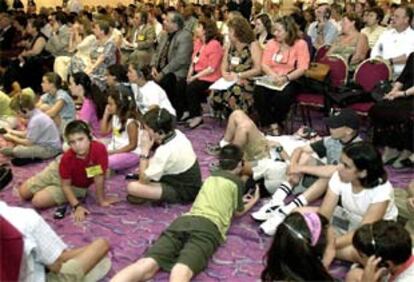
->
<box><xmin>69</xmin><ymin>72</ymin><xmax>107</xmax><ymax>138</ymax></box>
<box><xmin>184</xmin><ymin>19</ymin><xmax>224</xmax><ymax>129</ymax></box>
<box><xmin>253</xmin><ymin>16</ymin><xmax>310</xmax><ymax>135</ymax></box>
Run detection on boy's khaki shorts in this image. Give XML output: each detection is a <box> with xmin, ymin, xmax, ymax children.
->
<box><xmin>47</xmin><ymin>259</ymin><xmax>84</xmax><ymax>282</ymax></box>
<box><xmin>26</xmin><ymin>159</ymin><xmax>87</xmax><ymax>205</ymax></box>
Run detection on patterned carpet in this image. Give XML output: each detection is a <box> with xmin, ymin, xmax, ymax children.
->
<box><xmin>0</xmin><ymin>115</ymin><xmax>412</xmax><ymax>281</ymax></box>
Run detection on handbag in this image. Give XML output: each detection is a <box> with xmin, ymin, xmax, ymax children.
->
<box><xmin>305</xmin><ymin>62</ymin><xmax>331</xmax><ymax>82</ymax></box>
<box><xmin>0</xmin><ymin>164</ymin><xmax>13</xmax><ymax>191</ymax></box>
<box><xmin>371</xmin><ymin>80</ymin><xmax>392</xmax><ymax>102</ymax></box>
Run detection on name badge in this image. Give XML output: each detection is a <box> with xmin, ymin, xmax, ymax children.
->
<box><xmin>272</xmin><ymin>53</ymin><xmax>284</xmax><ymax>63</ymax></box>
<box><xmin>193</xmin><ymin>55</ymin><xmax>200</xmax><ymax>64</ymax></box>
<box><xmin>86</xmin><ymin>165</ymin><xmax>103</xmax><ymax>178</ymax></box>
<box><xmin>113</xmin><ymin>128</ymin><xmax>121</xmax><ymax>137</ymax></box>
<box><xmin>230</xmin><ymin>56</ymin><xmax>241</xmax><ymax>66</ymax></box>
<box><xmin>138</xmin><ymin>35</ymin><xmax>145</xmax><ymax>41</ymax></box>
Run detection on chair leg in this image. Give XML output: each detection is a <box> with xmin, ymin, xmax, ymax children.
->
<box><xmin>306</xmin><ymin>108</ymin><xmax>313</xmax><ymax>128</ymax></box>
<box><xmin>300</xmin><ymin>105</ymin><xmax>307</xmax><ymax>126</ymax></box>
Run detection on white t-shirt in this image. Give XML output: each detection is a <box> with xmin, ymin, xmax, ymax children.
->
<box><xmin>145</xmin><ymin>130</ymin><xmax>197</xmax><ymax>181</ymax></box>
<box><xmin>370</xmin><ymin>27</ymin><xmax>414</xmax><ymax>77</ymax></box>
<box><xmin>107</xmin><ymin>116</ymin><xmax>140</xmax><ymax>155</ymax></box>
<box><xmin>132</xmin><ymin>81</ymin><xmax>176</xmax><ymax>117</ymax></box>
<box><xmin>0</xmin><ymin>202</ymin><xmax>67</xmax><ymax>282</ymax></box>
<box><xmin>329</xmin><ymin>171</ymin><xmax>398</xmax><ymax>222</ymax></box>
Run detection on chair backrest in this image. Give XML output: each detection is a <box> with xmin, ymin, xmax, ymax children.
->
<box><xmin>320</xmin><ymin>54</ymin><xmax>348</xmax><ymax>88</ymax></box>
<box><xmin>315</xmin><ymin>44</ymin><xmax>331</xmax><ymax>62</ymax></box>
<box><xmin>354</xmin><ymin>58</ymin><xmax>392</xmax><ymax>92</ymax></box>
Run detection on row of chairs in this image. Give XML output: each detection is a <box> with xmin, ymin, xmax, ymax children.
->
<box><xmin>295</xmin><ymin>45</ymin><xmax>392</xmax><ymax>127</ymax></box>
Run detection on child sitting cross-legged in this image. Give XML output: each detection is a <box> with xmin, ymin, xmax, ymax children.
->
<box><xmin>100</xmin><ymin>86</ymin><xmax>141</xmax><ymax>172</ymax></box>
<box><xmin>112</xmin><ymin>145</ymin><xmax>260</xmax><ymax>282</ymax></box>
<box><xmin>126</xmin><ymin>107</ymin><xmax>202</xmax><ymax>204</ymax></box>
<box><xmin>0</xmin><ymin>92</ymin><xmax>62</xmax><ymax>166</ymax></box>
<box><xmin>18</xmin><ymin>120</ymin><xmax>119</xmax><ymax>221</ymax></box>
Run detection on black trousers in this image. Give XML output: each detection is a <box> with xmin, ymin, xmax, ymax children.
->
<box><xmin>369</xmin><ymin>96</ymin><xmax>414</xmax><ymax>151</ymax></box>
<box><xmin>159</xmin><ymin>73</ymin><xmax>187</xmax><ymax>118</ymax></box>
<box><xmin>253</xmin><ymin>83</ymin><xmax>298</xmax><ymax>127</ymax></box>
<box><xmin>185</xmin><ymin>79</ymin><xmax>212</xmax><ymax>117</ymax></box>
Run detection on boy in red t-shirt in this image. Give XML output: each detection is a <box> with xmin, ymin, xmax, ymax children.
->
<box><xmin>19</xmin><ymin>120</ymin><xmax>119</xmax><ymax>222</ymax></box>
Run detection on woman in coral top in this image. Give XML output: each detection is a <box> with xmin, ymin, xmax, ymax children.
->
<box><xmin>254</xmin><ymin>16</ymin><xmax>310</xmax><ymax>135</ymax></box>
<box><xmin>184</xmin><ymin>19</ymin><xmax>224</xmax><ymax>129</ymax></box>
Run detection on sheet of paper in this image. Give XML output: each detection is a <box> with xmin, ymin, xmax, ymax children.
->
<box><xmin>209</xmin><ymin>77</ymin><xmax>237</xmax><ymax>91</ymax></box>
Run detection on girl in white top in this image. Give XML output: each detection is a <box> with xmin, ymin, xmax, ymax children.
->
<box><xmin>100</xmin><ymin>86</ymin><xmax>141</xmax><ymax>172</ymax></box>
<box><xmin>127</xmin><ymin>64</ymin><xmax>176</xmax><ymax>117</ymax></box>
<box><xmin>318</xmin><ymin>141</ymin><xmax>398</xmax><ymax>263</ymax></box>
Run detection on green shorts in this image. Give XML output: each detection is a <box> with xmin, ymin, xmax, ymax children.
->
<box><xmin>145</xmin><ymin>216</ymin><xmax>222</xmax><ymax>275</ymax></box>
<box><xmin>26</xmin><ymin>159</ymin><xmax>87</xmax><ymax>205</ymax></box>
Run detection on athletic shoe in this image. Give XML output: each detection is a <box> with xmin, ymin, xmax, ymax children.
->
<box><xmin>208</xmin><ymin>160</ymin><xmax>220</xmax><ymax>172</ymax></box>
<box><xmin>251</xmin><ymin>199</ymin><xmax>283</xmax><ymax>222</ymax></box>
<box><xmin>260</xmin><ymin>208</ymin><xmax>287</xmax><ymax>236</ymax></box>
<box><xmin>206</xmin><ymin>144</ymin><xmax>221</xmax><ymax>156</ymax></box>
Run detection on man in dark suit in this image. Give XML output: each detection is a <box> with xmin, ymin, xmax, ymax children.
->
<box><xmin>151</xmin><ymin>11</ymin><xmax>193</xmax><ymax>118</ymax></box>
<box><xmin>0</xmin><ymin>13</ymin><xmax>17</xmax><ymax>51</ymax></box>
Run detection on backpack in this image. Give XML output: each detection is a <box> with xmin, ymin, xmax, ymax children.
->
<box><xmin>0</xmin><ymin>164</ymin><xmax>12</xmax><ymax>191</ymax></box>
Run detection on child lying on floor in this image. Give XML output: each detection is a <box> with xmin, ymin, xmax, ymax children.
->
<box><xmin>112</xmin><ymin>145</ymin><xmax>260</xmax><ymax>282</ymax></box>
<box><xmin>0</xmin><ymin>92</ymin><xmax>62</xmax><ymax>165</ymax></box>
<box><xmin>18</xmin><ymin>120</ymin><xmax>118</xmax><ymax>221</ymax></box>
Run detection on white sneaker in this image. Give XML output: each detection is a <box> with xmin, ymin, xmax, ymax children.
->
<box><xmin>260</xmin><ymin>208</ymin><xmax>287</xmax><ymax>236</ymax></box>
<box><xmin>251</xmin><ymin>199</ymin><xmax>283</xmax><ymax>222</ymax></box>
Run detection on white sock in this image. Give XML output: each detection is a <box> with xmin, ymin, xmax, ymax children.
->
<box><xmin>219</xmin><ymin>139</ymin><xmax>230</xmax><ymax>148</ymax></box>
<box><xmin>271</xmin><ymin>181</ymin><xmax>293</xmax><ymax>205</ymax></box>
<box><xmin>280</xmin><ymin>194</ymin><xmax>308</xmax><ymax>215</ymax></box>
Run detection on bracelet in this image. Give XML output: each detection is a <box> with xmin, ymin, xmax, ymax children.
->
<box><xmin>72</xmin><ymin>203</ymin><xmax>81</xmax><ymax>211</ymax></box>
<box><xmin>237</xmin><ymin>72</ymin><xmax>241</xmax><ymax>80</ymax></box>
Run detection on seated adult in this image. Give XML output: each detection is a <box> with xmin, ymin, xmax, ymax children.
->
<box><xmin>54</xmin><ymin>16</ymin><xmax>95</xmax><ymax>81</ymax></box>
<box><xmin>327</xmin><ymin>12</ymin><xmax>369</xmax><ymax>71</ymax></box>
<box><xmin>112</xmin><ymin>145</ymin><xmax>259</xmax><ymax>282</ymax></box>
<box><xmin>150</xmin><ymin>11</ymin><xmax>193</xmax><ymax>118</ymax></box>
<box><xmin>369</xmin><ymin>52</ymin><xmax>414</xmax><ymax>169</ymax></box>
<box><xmin>18</xmin><ymin>120</ymin><xmax>118</xmax><ymax>217</ymax></box>
<box><xmin>210</xmin><ymin>15</ymin><xmax>262</xmax><ymax>118</ymax></box>
<box><xmin>0</xmin><ymin>13</ymin><xmax>20</xmax><ymax>59</ymax></box>
<box><xmin>361</xmin><ymin>7</ymin><xmax>387</xmax><ymax>49</ymax></box>
<box><xmin>261</xmin><ymin>212</ymin><xmax>335</xmax><ymax>282</ymax></box>
<box><xmin>0</xmin><ymin>201</ymin><xmax>111</xmax><ymax>281</ymax></box>
<box><xmin>346</xmin><ymin>221</ymin><xmax>413</xmax><ymax>282</ymax></box>
<box><xmin>85</xmin><ymin>20</ymin><xmax>117</xmax><ymax>90</ymax></box>
<box><xmin>16</xmin><ymin>17</ymin><xmax>50</xmax><ymax>93</ymax></box>
<box><xmin>0</xmin><ymin>93</ymin><xmax>61</xmax><ymax>163</ymax></box>
<box><xmin>307</xmin><ymin>3</ymin><xmax>339</xmax><ymax>49</ymax></box>
<box><xmin>253</xmin><ymin>15</ymin><xmax>310</xmax><ymax>135</ymax></box>
<box><xmin>253</xmin><ymin>13</ymin><xmax>273</xmax><ymax>49</ymax></box>
<box><xmin>122</xmin><ymin>11</ymin><xmax>156</xmax><ymax>66</ymax></box>
<box><xmin>126</xmin><ymin>107</ymin><xmax>202</xmax><ymax>205</ymax></box>
<box><xmin>371</xmin><ymin>6</ymin><xmax>414</xmax><ymax>78</ymax></box>
<box><xmin>45</xmin><ymin>11</ymin><xmax>70</xmax><ymax>57</ymax></box>
<box><xmin>318</xmin><ymin>142</ymin><xmax>398</xmax><ymax>262</ymax></box>
<box><xmin>184</xmin><ymin>18</ymin><xmax>223</xmax><ymax>129</ymax></box>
